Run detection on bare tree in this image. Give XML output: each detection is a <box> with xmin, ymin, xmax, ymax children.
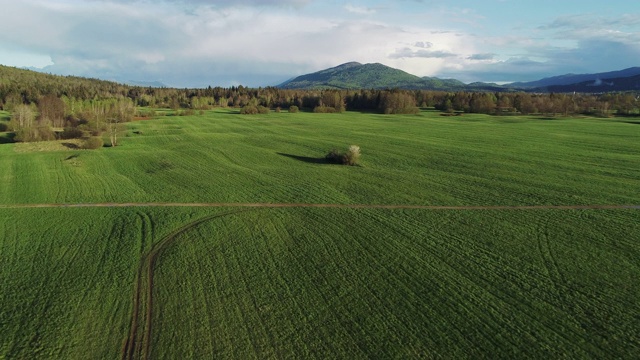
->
<box><xmin>11</xmin><ymin>104</ymin><xmax>36</xmax><ymax>129</ymax></box>
<box><xmin>37</xmin><ymin>95</ymin><xmax>65</xmax><ymax>128</ymax></box>
<box><xmin>107</xmin><ymin>99</ymin><xmax>134</xmax><ymax>147</ymax></box>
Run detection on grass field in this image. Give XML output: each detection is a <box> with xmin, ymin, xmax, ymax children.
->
<box><xmin>1</xmin><ymin>109</ymin><xmax>639</xmax><ymax>358</ymax></box>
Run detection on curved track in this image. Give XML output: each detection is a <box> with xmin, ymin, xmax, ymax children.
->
<box><xmin>121</xmin><ymin>209</ymin><xmax>251</xmax><ymax>360</ymax></box>
<box><xmin>6</xmin><ymin>201</ymin><xmax>634</xmax><ymax>359</ymax></box>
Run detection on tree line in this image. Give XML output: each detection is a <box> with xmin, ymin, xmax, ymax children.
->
<box><xmin>2</xmin><ymin>65</ymin><xmax>639</xmax><ymax>144</ymax></box>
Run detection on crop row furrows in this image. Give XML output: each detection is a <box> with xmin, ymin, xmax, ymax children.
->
<box><xmin>244</xmin><ymin>213</ymin><xmax>329</xmax><ymax>358</ymax></box>
<box><xmin>149</xmin><ymin>213</ymin><xmax>266</xmax><ymax>357</ymax></box>
<box><xmin>6</xmin><ymin>219</ymin><xmax>107</xmax><ymax>358</ymax></box>
<box><xmin>218</xmin><ymin>232</ymin><xmax>265</xmax><ymax>359</ymax></box>
<box><xmin>575</xmin><ymin>210</ymin><xmax>640</xmax><ymax>271</ymax></box>
<box><xmin>267</xmin><ymin>214</ymin><xmax>340</xmax><ymax>358</ymax></box>
<box><xmin>291</xmin><ymin>211</ymin><xmax>404</xmax><ymax>352</ymax></box>
<box><xmin>288</xmin><ymin>212</ymin><xmax>395</xmax><ymax>346</ymax></box>
<box><xmin>302</xmin><ymin>209</ymin><xmax>482</xmax><ymax>356</ymax></box>
<box><xmin>229</xmin><ymin>222</ymin><xmax>281</xmax><ymax>358</ymax></box>
<box><xmin>362</xmin><ymin>210</ymin><xmax>524</xmax><ymax>342</ymax></box>
<box><xmin>6</xmin><ymin>222</ymin><xmax>60</xmax><ymax>357</ymax></box>
<box><xmin>371</xmin><ymin>209</ymin><xmax>605</xmax><ymax>357</ymax></box>
<box><xmin>0</xmin><ymin>219</ymin><xmax>20</xmax><ymax>356</ymax></box>
<box><xmin>192</xmin><ymin>226</ymin><xmax>223</xmax><ymax>357</ymax></box>
<box><xmin>356</xmin><ymin>211</ymin><xmax>520</xmax><ymax>354</ymax></box>
<box><xmin>535</xmin><ymin>213</ymin><xmax>567</xmax><ymax>289</ymax></box>
<box><xmin>252</xmin><ymin>214</ymin><xmax>337</xmax><ymax>358</ymax></box>
<box><xmin>265</xmin><ymin>220</ymin><xmax>341</xmax><ymax>358</ymax></box>
<box><xmin>248</xmin><ymin>213</ymin><xmax>346</xmax><ymax>358</ymax></box>
<box><xmin>363</xmin><ymin>209</ymin><xmax>524</xmax><ymax>355</ymax></box>
<box><xmin>284</xmin><ymin>219</ymin><xmax>377</xmax><ymax>357</ymax></box>
<box><xmin>428</xmin><ymin>236</ymin><xmax>593</xmax><ymax>357</ymax></box>
<box><xmin>215</xmin><ymin>234</ymin><xmax>260</xmax><ymax>360</ymax></box>
<box><xmin>425</xmin><ymin>214</ymin><xmax>608</xmax><ymax>357</ymax></box>
<box><xmin>0</xmin><ymin>156</ymin><xmax>13</xmax><ymax>202</ymax></box>
<box><xmin>219</xmin><ymin>210</ymin><xmax>364</xmax><ymax>355</ymax></box>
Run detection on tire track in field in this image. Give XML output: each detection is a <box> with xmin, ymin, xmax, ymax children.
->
<box><xmin>536</xmin><ymin>213</ymin><xmax>567</xmax><ymax>287</ymax></box>
<box><xmin>122</xmin><ymin>209</ymin><xmax>250</xmax><ymax>360</ymax></box>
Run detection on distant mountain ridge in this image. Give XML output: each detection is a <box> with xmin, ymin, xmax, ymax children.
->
<box><xmin>278</xmin><ymin>62</ymin><xmax>640</xmax><ymax>92</ymax></box>
<box><xmin>3</xmin><ymin>62</ymin><xmax>640</xmax><ymax>93</ymax></box>
<box><xmin>509</xmin><ymin>67</ymin><xmax>640</xmax><ymax>89</ymax></box>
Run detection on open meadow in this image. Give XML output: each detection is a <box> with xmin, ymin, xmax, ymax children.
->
<box><xmin>1</xmin><ymin>109</ymin><xmax>639</xmax><ymax>358</ymax></box>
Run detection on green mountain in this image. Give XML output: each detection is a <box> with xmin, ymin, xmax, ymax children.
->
<box><xmin>278</xmin><ymin>62</ymin><xmax>427</xmax><ymax>89</ymax></box>
<box><xmin>278</xmin><ymin>62</ymin><xmax>508</xmax><ymax>91</ymax></box>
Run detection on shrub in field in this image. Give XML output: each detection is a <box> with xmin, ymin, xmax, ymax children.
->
<box><xmin>314</xmin><ymin>105</ymin><xmax>340</xmax><ymax>113</ymax></box>
<box><xmin>82</xmin><ymin>136</ymin><xmax>104</xmax><ymax>149</ymax></box>
<box><xmin>344</xmin><ymin>145</ymin><xmax>361</xmax><ymax>165</ymax></box>
<box><xmin>14</xmin><ymin>126</ymin><xmax>56</xmax><ymax>142</ymax></box>
<box><xmin>289</xmin><ymin>105</ymin><xmax>299</xmax><ymax>113</ymax></box>
<box><xmin>325</xmin><ymin>145</ymin><xmax>361</xmax><ymax>166</ymax></box>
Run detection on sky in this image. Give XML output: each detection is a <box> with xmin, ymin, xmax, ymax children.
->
<box><xmin>0</xmin><ymin>0</ymin><xmax>638</xmax><ymax>87</ymax></box>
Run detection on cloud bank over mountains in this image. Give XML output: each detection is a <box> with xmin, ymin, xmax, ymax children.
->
<box><xmin>0</xmin><ymin>0</ymin><xmax>638</xmax><ymax>87</ymax></box>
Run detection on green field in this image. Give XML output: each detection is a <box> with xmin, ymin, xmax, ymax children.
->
<box><xmin>1</xmin><ymin>110</ymin><xmax>639</xmax><ymax>359</ymax></box>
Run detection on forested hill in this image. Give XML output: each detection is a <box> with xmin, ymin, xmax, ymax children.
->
<box><xmin>278</xmin><ymin>62</ymin><xmax>497</xmax><ymax>91</ymax></box>
<box><xmin>278</xmin><ymin>62</ymin><xmax>426</xmax><ymax>89</ymax></box>
<box><xmin>279</xmin><ymin>62</ymin><xmax>640</xmax><ymax>92</ymax></box>
<box><xmin>0</xmin><ymin>65</ymin><xmax>134</xmax><ymax>105</ymax></box>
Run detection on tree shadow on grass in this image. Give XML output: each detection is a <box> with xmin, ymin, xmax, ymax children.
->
<box><xmin>62</xmin><ymin>142</ymin><xmax>80</xmax><ymax>149</ymax></box>
<box><xmin>277</xmin><ymin>152</ymin><xmax>332</xmax><ymax>165</ymax></box>
<box><xmin>0</xmin><ymin>132</ymin><xmax>15</xmax><ymax>144</ymax></box>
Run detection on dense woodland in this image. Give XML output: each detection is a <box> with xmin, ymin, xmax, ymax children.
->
<box><xmin>1</xmin><ymin>65</ymin><xmax>639</xmax><ymax>144</ymax></box>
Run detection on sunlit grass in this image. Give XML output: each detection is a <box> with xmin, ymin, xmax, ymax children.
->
<box><xmin>1</xmin><ymin>109</ymin><xmax>639</xmax><ymax>358</ymax></box>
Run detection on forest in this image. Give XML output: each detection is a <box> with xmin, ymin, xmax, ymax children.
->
<box><xmin>1</xmin><ymin>65</ymin><xmax>639</xmax><ymax>144</ymax></box>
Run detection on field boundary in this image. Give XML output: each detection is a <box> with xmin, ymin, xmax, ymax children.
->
<box><xmin>1</xmin><ymin>202</ymin><xmax>639</xmax><ymax>210</ymax></box>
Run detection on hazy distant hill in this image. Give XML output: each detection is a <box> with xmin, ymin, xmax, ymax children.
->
<box><xmin>543</xmin><ymin>73</ymin><xmax>640</xmax><ymax>93</ymax></box>
<box><xmin>510</xmin><ymin>67</ymin><xmax>640</xmax><ymax>89</ymax></box>
<box><xmin>124</xmin><ymin>80</ymin><xmax>167</xmax><ymax>88</ymax></box>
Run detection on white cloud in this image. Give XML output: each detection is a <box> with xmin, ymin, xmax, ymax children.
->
<box><xmin>344</xmin><ymin>4</ymin><xmax>376</xmax><ymax>15</ymax></box>
<box><xmin>3</xmin><ymin>1</ymin><xmax>638</xmax><ymax>86</ymax></box>
<box><xmin>0</xmin><ymin>0</ymin><xmax>482</xmax><ymax>86</ymax></box>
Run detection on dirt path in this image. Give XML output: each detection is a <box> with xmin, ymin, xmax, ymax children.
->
<box><xmin>2</xmin><ymin>202</ymin><xmax>639</xmax><ymax>210</ymax></box>
<box><xmin>121</xmin><ymin>210</ymin><xmax>250</xmax><ymax>360</ymax></box>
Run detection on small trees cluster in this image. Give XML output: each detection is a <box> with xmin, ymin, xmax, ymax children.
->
<box><xmin>240</xmin><ymin>105</ymin><xmax>269</xmax><ymax>114</ymax></box>
<box><xmin>326</xmin><ymin>145</ymin><xmax>361</xmax><ymax>166</ymax></box>
<box><xmin>379</xmin><ymin>92</ymin><xmax>420</xmax><ymax>114</ymax></box>
<box><xmin>10</xmin><ymin>103</ymin><xmax>55</xmax><ymax>142</ymax></box>
<box><xmin>8</xmin><ymin>96</ymin><xmax>134</xmax><ymax>147</ymax></box>
<box><xmin>313</xmin><ymin>90</ymin><xmax>345</xmax><ymax>113</ymax></box>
